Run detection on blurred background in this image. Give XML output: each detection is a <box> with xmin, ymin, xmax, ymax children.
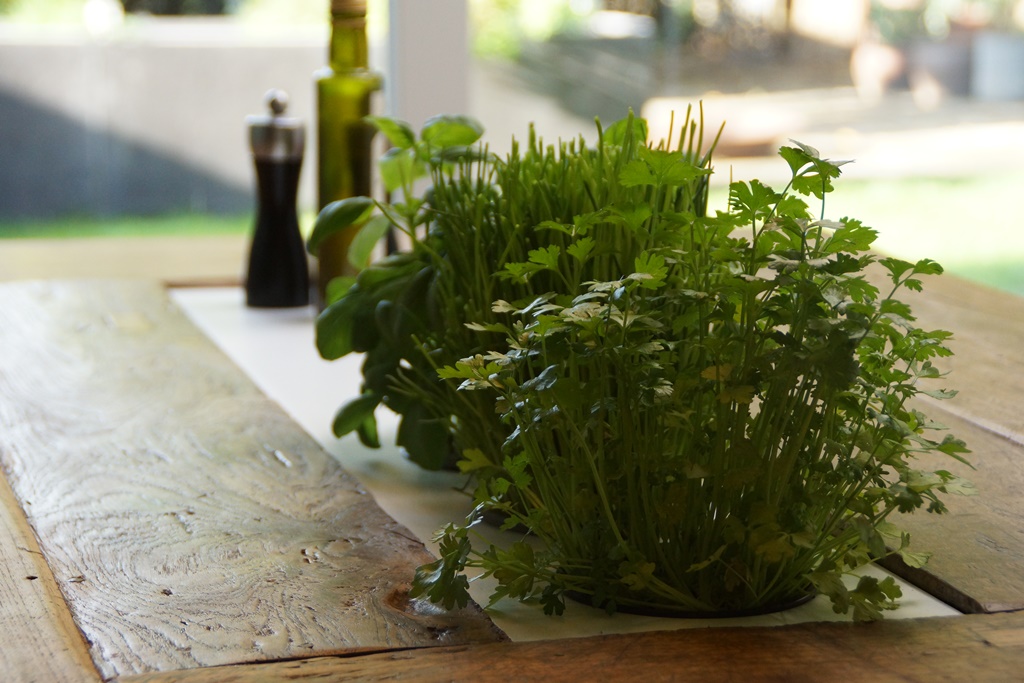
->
<box><xmin>1</xmin><ymin>0</ymin><xmax>1022</xmax><ymax>293</ymax></box>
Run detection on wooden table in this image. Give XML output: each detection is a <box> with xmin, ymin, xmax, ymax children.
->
<box><xmin>1</xmin><ymin>274</ymin><xmax>1023</xmax><ymax>682</ymax></box>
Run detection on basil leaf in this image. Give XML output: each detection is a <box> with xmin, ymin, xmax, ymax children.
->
<box><xmin>421</xmin><ymin>114</ymin><xmax>484</xmax><ymax>148</ymax></box>
<box><xmin>307</xmin><ymin>196</ymin><xmax>374</xmax><ymax>255</ymax></box>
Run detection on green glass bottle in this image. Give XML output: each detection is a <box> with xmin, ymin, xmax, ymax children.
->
<box><xmin>314</xmin><ymin>0</ymin><xmax>383</xmax><ymax>306</ymax></box>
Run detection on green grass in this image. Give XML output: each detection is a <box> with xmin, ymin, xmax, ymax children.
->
<box><xmin>3</xmin><ymin>173</ymin><xmax>1021</xmax><ymax>296</ymax></box>
<box><xmin>710</xmin><ymin>172</ymin><xmax>1024</xmax><ymax>297</ymax></box>
<box><xmin>950</xmin><ymin>260</ymin><xmax>1024</xmax><ymax>296</ymax></box>
<box><xmin>0</xmin><ymin>213</ymin><xmax>252</xmax><ymax>239</ymax></box>
<box><xmin>824</xmin><ymin>173</ymin><xmax>1024</xmax><ymax>297</ymax></box>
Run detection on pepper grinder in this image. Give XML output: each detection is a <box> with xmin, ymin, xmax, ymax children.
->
<box><xmin>245</xmin><ymin>89</ymin><xmax>309</xmax><ymax>308</ymax></box>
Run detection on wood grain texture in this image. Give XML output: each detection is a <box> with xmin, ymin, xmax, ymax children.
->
<box><xmin>123</xmin><ymin>612</ymin><xmax>1024</xmax><ymax>683</ymax></box>
<box><xmin>901</xmin><ymin>272</ymin><xmax>1024</xmax><ymax>612</ymax></box>
<box><xmin>898</xmin><ymin>270</ymin><xmax>1024</xmax><ymax>441</ymax></box>
<box><xmin>0</xmin><ymin>280</ymin><xmax>504</xmax><ymax>681</ymax></box>
<box><xmin>848</xmin><ymin>269</ymin><xmax>1024</xmax><ymax>613</ymax></box>
<box><xmin>0</xmin><ymin>236</ymin><xmax>246</xmax><ymax>285</ymax></box>
<box><xmin>0</xmin><ymin>461</ymin><xmax>101</xmax><ymax>683</ymax></box>
<box><xmin>877</xmin><ymin>404</ymin><xmax>1024</xmax><ymax>614</ymax></box>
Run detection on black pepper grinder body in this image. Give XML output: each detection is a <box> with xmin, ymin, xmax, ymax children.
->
<box><xmin>245</xmin><ymin>89</ymin><xmax>309</xmax><ymax>308</ymax></box>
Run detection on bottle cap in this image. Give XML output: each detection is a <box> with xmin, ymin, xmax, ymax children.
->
<box><xmin>247</xmin><ymin>89</ymin><xmax>305</xmax><ymax>161</ymax></box>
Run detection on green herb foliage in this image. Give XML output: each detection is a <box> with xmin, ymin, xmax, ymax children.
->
<box><xmin>409</xmin><ymin>141</ymin><xmax>973</xmax><ymax>620</ymax></box>
<box><xmin>311</xmin><ymin>111</ymin><xmax>715</xmax><ymax>470</ymax></box>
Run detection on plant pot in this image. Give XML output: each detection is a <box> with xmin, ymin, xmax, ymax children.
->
<box><xmin>971</xmin><ymin>31</ymin><xmax>1024</xmax><ymax>101</ymax></box>
<box><xmin>907</xmin><ymin>35</ymin><xmax>972</xmax><ymax>106</ymax></box>
<box><xmin>850</xmin><ymin>40</ymin><xmax>908</xmax><ymax>101</ymax></box>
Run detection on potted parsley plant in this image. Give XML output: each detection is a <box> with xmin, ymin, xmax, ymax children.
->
<box><xmin>407</xmin><ymin>139</ymin><xmax>972</xmax><ymax>621</ymax></box>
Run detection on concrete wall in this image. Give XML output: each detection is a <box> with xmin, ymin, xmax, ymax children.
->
<box><xmin>0</xmin><ymin>3</ymin><xmax>473</xmax><ymax>222</ymax></box>
<box><xmin>0</xmin><ymin>20</ymin><xmax>326</xmax><ymax>220</ymax></box>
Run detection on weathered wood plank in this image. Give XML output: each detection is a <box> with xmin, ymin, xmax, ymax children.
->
<box><xmin>0</xmin><ymin>463</ymin><xmax>100</xmax><ymax>683</ymax></box>
<box><xmin>848</xmin><ymin>269</ymin><xmax>1024</xmax><ymax>612</ymax></box>
<box><xmin>898</xmin><ymin>270</ymin><xmax>1024</xmax><ymax>441</ymax></box>
<box><xmin>877</xmin><ymin>403</ymin><xmax>1024</xmax><ymax>614</ymax></box>
<box><xmin>0</xmin><ymin>280</ymin><xmax>505</xmax><ymax>681</ymax></box>
<box><xmin>122</xmin><ymin>612</ymin><xmax>1024</xmax><ymax>683</ymax></box>
<box><xmin>0</xmin><ymin>236</ymin><xmax>246</xmax><ymax>285</ymax></box>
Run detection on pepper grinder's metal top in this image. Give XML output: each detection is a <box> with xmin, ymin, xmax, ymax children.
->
<box><xmin>247</xmin><ymin>89</ymin><xmax>305</xmax><ymax>161</ymax></box>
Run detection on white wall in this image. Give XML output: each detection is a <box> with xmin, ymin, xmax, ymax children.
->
<box><xmin>0</xmin><ymin>20</ymin><xmax>326</xmax><ymax>218</ymax></box>
<box><xmin>386</xmin><ymin>0</ymin><xmax>469</xmax><ymax>130</ymax></box>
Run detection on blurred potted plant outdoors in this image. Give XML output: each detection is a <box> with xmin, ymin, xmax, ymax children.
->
<box><xmin>968</xmin><ymin>0</ymin><xmax>1024</xmax><ymax>99</ymax></box>
<box><xmin>853</xmin><ymin>0</ymin><xmax>974</xmax><ymax>104</ymax></box>
<box><xmin>854</xmin><ymin>0</ymin><xmax>1024</xmax><ymax>103</ymax></box>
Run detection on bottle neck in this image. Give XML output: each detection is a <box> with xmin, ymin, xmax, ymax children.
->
<box><xmin>329</xmin><ymin>12</ymin><xmax>369</xmax><ymax>70</ymax></box>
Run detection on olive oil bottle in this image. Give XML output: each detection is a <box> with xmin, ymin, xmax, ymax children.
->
<box><xmin>314</xmin><ymin>0</ymin><xmax>382</xmax><ymax>306</ymax></box>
